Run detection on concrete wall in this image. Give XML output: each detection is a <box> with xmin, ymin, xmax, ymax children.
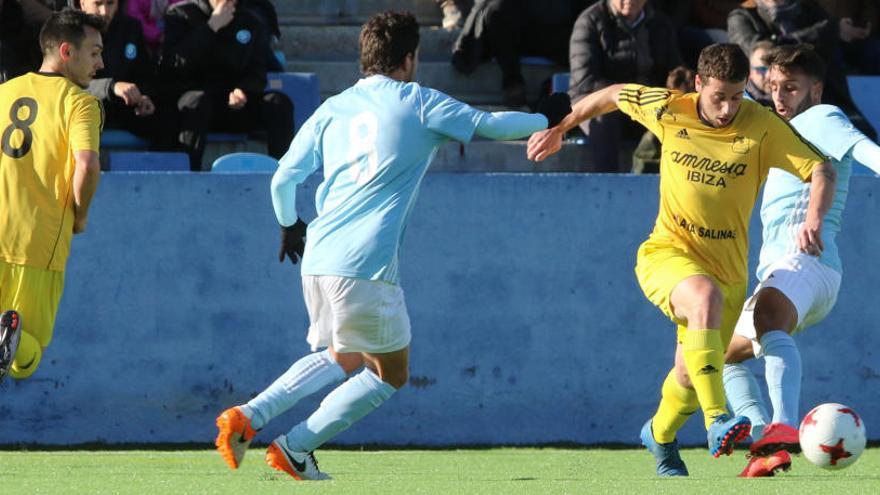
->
<box><xmin>2</xmin><ymin>173</ymin><xmax>879</xmax><ymax>446</ymax></box>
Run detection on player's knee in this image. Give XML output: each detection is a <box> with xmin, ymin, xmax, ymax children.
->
<box><xmin>10</xmin><ymin>333</ymin><xmax>42</xmax><ymax>380</ymax></box>
<box><xmin>689</xmin><ymin>284</ymin><xmax>724</xmax><ymax>326</ymax></box>
<box><xmin>753</xmin><ymin>288</ymin><xmax>797</xmax><ymax>334</ymax></box>
<box><xmin>380</xmin><ymin>367</ymin><xmax>409</xmax><ymax>389</ymax></box>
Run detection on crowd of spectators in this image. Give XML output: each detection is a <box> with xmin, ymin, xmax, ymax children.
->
<box><xmin>449</xmin><ymin>0</ymin><xmax>880</xmax><ymax>172</ymax></box>
<box><xmin>0</xmin><ymin>0</ymin><xmax>293</xmax><ymax>170</ymax></box>
<box><xmin>3</xmin><ymin>0</ymin><xmax>880</xmax><ymax>174</ymax></box>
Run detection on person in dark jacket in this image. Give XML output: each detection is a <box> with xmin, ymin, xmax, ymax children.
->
<box><xmin>77</xmin><ymin>0</ymin><xmax>158</xmax><ymax>142</ymax></box>
<box><xmin>159</xmin><ymin>0</ymin><xmax>294</xmax><ymax>170</ymax></box>
<box><xmin>568</xmin><ymin>0</ymin><xmax>682</xmax><ymax>172</ymax></box>
<box><xmin>0</xmin><ymin>0</ymin><xmax>53</xmax><ymax>81</ymax></box>
<box><xmin>728</xmin><ymin>0</ymin><xmax>876</xmax><ymax>139</ymax></box>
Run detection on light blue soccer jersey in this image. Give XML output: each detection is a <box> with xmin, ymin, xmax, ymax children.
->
<box><xmin>271</xmin><ymin>75</ymin><xmax>546</xmax><ymax>284</ymax></box>
<box><xmin>757</xmin><ymin>104</ymin><xmax>868</xmax><ymax>280</ymax></box>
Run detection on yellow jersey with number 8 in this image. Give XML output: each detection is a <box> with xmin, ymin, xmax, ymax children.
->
<box><xmin>0</xmin><ymin>72</ymin><xmax>101</xmax><ymax>272</ymax></box>
<box><xmin>618</xmin><ymin>84</ymin><xmax>826</xmax><ymax>284</ymax></box>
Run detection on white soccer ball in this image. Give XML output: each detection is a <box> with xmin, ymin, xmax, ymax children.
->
<box><xmin>799</xmin><ymin>403</ymin><xmax>867</xmax><ymax>470</ymax></box>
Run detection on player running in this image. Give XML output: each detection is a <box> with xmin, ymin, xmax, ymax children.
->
<box><xmin>214</xmin><ymin>10</ymin><xmax>571</xmax><ymax>480</ymax></box>
<box><xmin>527</xmin><ymin>43</ymin><xmax>834</xmax><ymax>477</ymax></box>
<box><xmin>724</xmin><ymin>44</ymin><xmax>880</xmax><ymax>478</ymax></box>
<box><xmin>0</xmin><ymin>10</ymin><xmax>104</xmax><ymax>383</ymax></box>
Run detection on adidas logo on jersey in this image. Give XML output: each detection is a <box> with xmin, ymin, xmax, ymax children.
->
<box><xmin>676</xmin><ymin>128</ymin><xmax>690</xmax><ymax>139</ymax></box>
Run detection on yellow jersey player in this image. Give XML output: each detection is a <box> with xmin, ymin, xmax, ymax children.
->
<box><xmin>527</xmin><ymin>43</ymin><xmax>835</xmax><ymax>476</ymax></box>
<box><xmin>0</xmin><ymin>10</ymin><xmax>104</xmax><ymax>382</ymax></box>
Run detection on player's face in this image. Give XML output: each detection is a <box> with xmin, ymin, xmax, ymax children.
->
<box><xmin>695</xmin><ymin>75</ymin><xmax>745</xmax><ymax>128</ymax></box>
<box><xmin>403</xmin><ymin>48</ymin><xmax>419</xmax><ymax>82</ymax></box>
<box><xmin>63</xmin><ymin>26</ymin><xmax>104</xmax><ymax>87</ymax></box>
<box><xmin>768</xmin><ymin>66</ymin><xmax>822</xmax><ymax>120</ymax></box>
<box><xmin>80</xmin><ymin>0</ymin><xmax>118</xmax><ymax>25</ymax></box>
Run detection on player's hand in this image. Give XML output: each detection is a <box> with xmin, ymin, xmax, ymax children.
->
<box><xmin>114</xmin><ymin>81</ymin><xmax>143</xmax><ymax>106</ymax></box>
<box><xmin>279</xmin><ymin>219</ymin><xmax>308</xmax><ymax>264</ymax></box>
<box><xmin>208</xmin><ymin>0</ymin><xmax>235</xmax><ymax>32</ymax></box>
<box><xmin>527</xmin><ymin>127</ymin><xmax>564</xmax><ymax>162</ymax></box>
<box><xmin>798</xmin><ymin>217</ymin><xmax>824</xmax><ymax>256</ymax></box>
<box><xmin>135</xmin><ymin>95</ymin><xmax>155</xmax><ymax>116</ymax></box>
<box><xmin>537</xmin><ymin>92</ymin><xmax>572</xmax><ymax>128</ymax></box>
<box><xmin>228</xmin><ymin>89</ymin><xmax>247</xmax><ymax>110</ymax></box>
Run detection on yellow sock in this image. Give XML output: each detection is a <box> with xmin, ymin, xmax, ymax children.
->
<box><xmin>682</xmin><ymin>328</ymin><xmax>728</xmax><ymax>428</ymax></box>
<box><xmin>652</xmin><ymin>369</ymin><xmax>699</xmax><ymax>443</ymax></box>
<box><xmin>10</xmin><ymin>331</ymin><xmax>42</xmax><ymax>379</ymax></box>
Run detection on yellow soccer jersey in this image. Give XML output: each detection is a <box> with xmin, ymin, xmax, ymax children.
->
<box><xmin>0</xmin><ymin>72</ymin><xmax>101</xmax><ymax>272</ymax></box>
<box><xmin>618</xmin><ymin>84</ymin><xmax>826</xmax><ymax>284</ymax></box>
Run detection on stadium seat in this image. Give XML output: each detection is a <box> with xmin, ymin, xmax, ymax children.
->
<box><xmin>211</xmin><ymin>152</ymin><xmax>278</xmax><ymax>172</ymax></box>
<box><xmin>206</xmin><ymin>133</ymin><xmax>249</xmax><ymax>144</ymax></box>
<box><xmin>106</xmin><ymin>151</ymin><xmax>189</xmax><ymax>171</ymax></box>
<box><xmin>551</xmin><ymin>72</ymin><xmax>570</xmax><ymax>94</ymax></box>
<box><xmin>101</xmin><ymin>129</ymin><xmax>149</xmax><ymax>148</ymax></box>
<box><xmin>847</xmin><ymin>76</ymin><xmax>880</xmax><ymax>141</ymax></box>
<box><xmin>266</xmin><ymin>72</ymin><xmax>321</xmax><ymax>128</ymax></box>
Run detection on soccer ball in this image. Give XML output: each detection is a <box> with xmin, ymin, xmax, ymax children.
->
<box><xmin>799</xmin><ymin>403</ymin><xmax>867</xmax><ymax>470</ymax></box>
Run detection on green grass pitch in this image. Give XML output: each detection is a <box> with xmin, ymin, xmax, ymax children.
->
<box><xmin>1</xmin><ymin>447</ymin><xmax>878</xmax><ymax>494</ymax></box>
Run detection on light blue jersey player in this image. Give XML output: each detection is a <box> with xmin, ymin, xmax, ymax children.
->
<box><xmin>213</xmin><ymin>11</ymin><xmax>571</xmax><ymax>481</ymax></box>
<box><xmin>723</xmin><ymin>45</ymin><xmax>880</xmax><ymax>477</ymax></box>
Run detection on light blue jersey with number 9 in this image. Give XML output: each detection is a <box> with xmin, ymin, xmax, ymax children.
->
<box><xmin>273</xmin><ymin>75</ymin><xmax>486</xmax><ymax>284</ymax></box>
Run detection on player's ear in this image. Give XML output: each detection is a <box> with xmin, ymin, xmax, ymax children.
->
<box><xmin>810</xmin><ymin>80</ymin><xmax>823</xmax><ymax>104</ymax></box>
<box><xmin>694</xmin><ymin>74</ymin><xmax>703</xmax><ymax>92</ymax></box>
<box><xmin>59</xmin><ymin>41</ymin><xmax>73</xmax><ymax>62</ymax></box>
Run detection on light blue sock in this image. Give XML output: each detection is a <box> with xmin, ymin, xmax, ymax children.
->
<box><xmin>761</xmin><ymin>330</ymin><xmax>801</xmax><ymax>428</ymax></box>
<box><xmin>242</xmin><ymin>349</ymin><xmax>346</xmax><ymax>430</ymax></box>
<box><xmin>723</xmin><ymin>362</ymin><xmax>769</xmax><ymax>440</ymax></box>
<box><xmin>286</xmin><ymin>368</ymin><xmax>396</xmax><ymax>452</ymax></box>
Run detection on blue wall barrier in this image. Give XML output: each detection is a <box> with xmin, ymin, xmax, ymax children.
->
<box><xmin>2</xmin><ymin>173</ymin><xmax>879</xmax><ymax>446</ymax></box>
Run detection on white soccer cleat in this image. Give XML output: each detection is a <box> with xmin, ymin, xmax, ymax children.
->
<box><xmin>265</xmin><ymin>435</ymin><xmax>331</xmax><ymax>481</ymax></box>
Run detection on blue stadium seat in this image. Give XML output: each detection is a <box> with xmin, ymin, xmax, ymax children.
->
<box><xmin>101</xmin><ymin>130</ymin><xmax>149</xmax><ymax>148</ymax></box>
<box><xmin>266</xmin><ymin>72</ymin><xmax>321</xmax><ymax>128</ymax></box>
<box><xmin>847</xmin><ymin>76</ymin><xmax>880</xmax><ymax>141</ymax></box>
<box><xmin>107</xmin><ymin>151</ymin><xmax>189</xmax><ymax>171</ymax></box>
<box><xmin>206</xmin><ymin>133</ymin><xmax>248</xmax><ymax>143</ymax></box>
<box><xmin>211</xmin><ymin>152</ymin><xmax>278</xmax><ymax>172</ymax></box>
<box><xmin>519</xmin><ymin>56</ymin><xmax>555</xmax><ymax>66</ymax></box>
<box><xmin>551</xmin><ymin>72</ymin><xmax>570</xmax><ymax>93</ymax></box>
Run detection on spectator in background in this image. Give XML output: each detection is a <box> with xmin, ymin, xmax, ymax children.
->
<box><xmin>451</xmin><ymin>0</ymin><xmax>592</xmax><ymax>107</ymax></box>
<box><xmin>728</xmin><ymin>0</ymin><xmax>876</xmax><ymax>139</ymax></box>
<box><xmin>814</xmin><ymin>0</ymin><xmax>880</xmax><ymax>74</ymax></box>
<box><xmin>77</xmin><ymin>0</ymin><xmax>159</xmax><ymax>144</ymax></box>
<box><xmin>631</xmin><ymin>66</ymin><xmax>694</xmax><ymax>174</ymax></box>
<box><xmin>435</xmin><ymin>0</ymin><xmax>473</xmax><ymax>31</ymax></box>
<box><xmin>125</xmin><ymin>0</ymin><xmax>184</xmax><ymax>58</ymax></box>
<box><xmin>0</xmin><ymin>0</ymin><xmax>53</xmax><ymax>81</ymax></box>
<box><xmin>746</xmin><ymin>40</ymin><xmax>774</xmax><ymax>105</ymax></box>
<box><xmin>159</xmin><ymin>0</ymin><xmax>294</xmax><ymax>170</ymax></box>
<box><xmin>656</xmin><ymin>0</ymin><xmax>740</xmax><ymax>68</ymax></box>
<box><xmin>568</xmin><ymin>0</ymin><xmax>681</xmax><ymax>172</ymax></box>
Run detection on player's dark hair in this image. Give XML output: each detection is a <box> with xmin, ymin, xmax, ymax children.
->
<box><xmin>697</xmin><ymin>43</ymin><xmax>749</xmax><ymax>84</ymax></box>
<box><xmin>39</xmin><ymin>8</ymin><xmax>105</xmax><ymax>55</ymax></box>
<box><xmin>359</xmin><ymin>11</ymin><xmax>420</xmax><ymax>76</ymax></box>
<box><xmin>666</xmin><ymin>66</ymin><xmax>695</xmax><ymax>93</ymax></box>
<box><xmin>765</xmin><ymin>44</ymin><xmax>826</xmax><ymax>81</ymax></box>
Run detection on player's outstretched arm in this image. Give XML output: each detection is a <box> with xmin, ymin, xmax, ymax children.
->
<box><xmin>527</xmin><ymin>83</ymin><xmax>626</xmax><ymax>162</ymax></box>
<box><xmin>799</xmin><ymin>161</ymin><xmax>836</xmax><ymax>255</ymax></box>
<box><xmin>72</xmin><ymin>150</ymin><xmax>101</xmax><ymax>234</ymax></box>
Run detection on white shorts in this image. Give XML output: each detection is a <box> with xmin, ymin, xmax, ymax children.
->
<box><xmin>302</xmin><ymin>275</ymin><xmax>411</xmax><ymax>354</ymax></box>
<box><xmin>734</xmin><ymin>253</ymin><xmax>841</xmax><ymax>357</ymax></box>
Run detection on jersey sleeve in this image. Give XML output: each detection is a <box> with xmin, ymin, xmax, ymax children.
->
<box><xmin>272</xmin><ymin>112</ymin><xmax>322</xmax><ymax>226</ymax></box>
<box><xmin>762</xmin><ymin>111</ymin><xmax>827</xmax><ymax>181</ymax></box>
<box><xmin>617</xmin><ymin>84</ymin><xmax>673</xmax><ymax>141</ymax></box>
<box><xmin>792</xmin><ymin>105</ymin><xmax>867</xmax><ymax>161</ymax></box>
<box><xmin>417</xmin><ymin>86</ymin><xmax>484</xmax><ymax>143</ymax></box>
<box><xmin>69</xmin><ymin>93</ymin><xmax>102</xmax><ymax>153</ymax></box>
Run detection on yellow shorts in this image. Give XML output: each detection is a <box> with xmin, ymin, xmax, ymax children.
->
<box><xmin>635</xmin><ymin>243</ymin><xmax>746</xmax><ymax>347</ymax></box>
<box><xmin>0</xmin><ymin>260</ymin><xmax>65</xmax><ymax>348</ymax></box>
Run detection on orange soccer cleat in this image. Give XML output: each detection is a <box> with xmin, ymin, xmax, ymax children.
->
<box><xmin>750</xmin><ymin>422</ymin><xmax>801</xmax><ymax>457</ymax></box>
<box><xmin>739</xmin><ymin>450</ymin><xmax>792</xmax><ymax>477</ymax></box>
<box><xmin>215</xmin><ymin>406</ymin><xmax>258</xmax><ymax>469</ymax></box>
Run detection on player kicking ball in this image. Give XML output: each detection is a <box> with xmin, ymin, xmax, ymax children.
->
<box><xmin>527</xmin><ymin>43</ymin><xmax>835</xmax><ymax>477</ymax></box>
<box><xmin>0</xmin><ymin>10</ymin><xmax>104</xmax><ymax>383</ymax></box>
<box><xmin>214</xmin><ymin>10</ymin><xmax>571</xmax><ymax>480</ymax></box>
<box><xmin>724</xmin><ymin>44</ymin><xmax>880</xmax><ymax>478</ymax></box>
